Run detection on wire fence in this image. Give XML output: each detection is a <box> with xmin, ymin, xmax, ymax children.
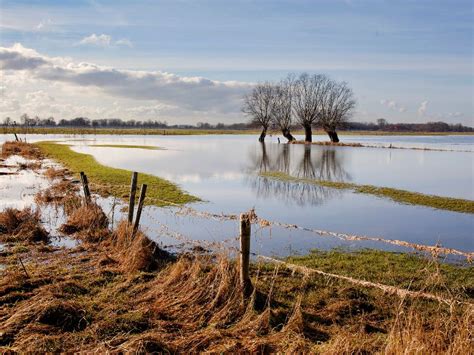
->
<box><xmin>85</xmin><ymin>175</ymin><xmax>474</xmax><ymax>306</ymax></box>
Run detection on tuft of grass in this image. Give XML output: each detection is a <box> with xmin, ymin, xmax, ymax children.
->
<box><xmin>88</xmin><ymin>144</ymin><xmax>164</xmax><ymax>150</ymax></box>
<box><xmin>261</xmin><ymin>171</ymin><xmax>474</xmax><ymax>214</ymax></box>
<box><xmin>36</xmin><ymin>141</ymin><xmax>199</xmax><ymax>206</ymax></box>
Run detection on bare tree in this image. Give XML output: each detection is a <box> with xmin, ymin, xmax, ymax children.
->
<box><xmin>242</xmin><ymin>82</ymin><xmax>275</xmax><ymax>142</ymax></box>
<box><xmin>293</xmin><ymin>73</ymin><xmax>331</xmax><ymax>142</ymax></box>
<box><xmin>271</xmin><ymin>76</ymin><xmax>296</xmax><ymax>142</ymax></box>
<box><xmin>319</xmin><ymin>80</ymin><xmax>356</xmax><ymax>142</ymax></box>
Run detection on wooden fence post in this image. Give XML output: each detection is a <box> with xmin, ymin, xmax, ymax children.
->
<box><xmin>80</xmin><ymin>172</ymin><xmax>91</xmax><ymax>204</ymax></box>
<box><xmin>132</xmin><ymin>184</ymin><xmax>147</xmax><ymax>238</ymax></box>
<box><xmin>240</xmin><ymin>212</ymin><xmax>252</xmax><ymax>298</ymax></box>
<box><xmin>128</xmin><ymin>172</ymin><xmax>138</xmax><ymax>224</ymax></box>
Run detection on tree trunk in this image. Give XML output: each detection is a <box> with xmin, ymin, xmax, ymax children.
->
<box><xmin>326</xmin><ymin>130</ymin><xmax>340</xmax><ymax>143</ymax></box>
<box><xmin>304</xmin><ymin>125</ymin><xmax>312</xmax><ymax>142</ymax></box>
<box><xmin>282</xmin><ymin>128</ymin><xmax>295</xmax><ymax>142</ymax></box>
<box><xmin>258</xmin><ymin>126</ymin><xmax>267</xmax><ymax>143</ymax></box>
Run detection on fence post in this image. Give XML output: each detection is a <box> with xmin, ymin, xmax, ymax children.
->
<box><xmin>132</xmin><ymin>184</ymin><xmax>147</xmax><ymax>238</ymax></box>
<box><xmin>128</xmin><ymin>172</ymin><xmax>138</xmax><ymax>224</ymax></box>
<box><xmin>80</xmin><ymin>172</ymin><xmax>91</xmax><ymax>204</ymax></box>
<box><xmin>240</xmin><ymin>212</ymin><xmax>252</xmax><ymax>299</ymax></box>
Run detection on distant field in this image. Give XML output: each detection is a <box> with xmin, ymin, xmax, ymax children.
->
<box><xmin>2</xmin><ymin>127</ymin><xmax>473</xmax><ymax>136</ymax></box>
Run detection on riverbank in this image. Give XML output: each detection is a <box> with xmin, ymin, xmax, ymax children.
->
<box><xmin>0</xmin><ymin>141</ymin><xmax>472</xmax><ymax>352</ymax></box>
<box><xmin>2</xmin><ymin>127</ymin><xmax>473</xmax><ymax>136</ymax></box>
<box><xmin>261</xmin><ymin>171</ymin><xmax>474</xmax><ymax>214</ymax></box>
<box><xmin>35</xmin><ymin>141</ymin><xmax>198</xmax><ymax>207</ymax></box>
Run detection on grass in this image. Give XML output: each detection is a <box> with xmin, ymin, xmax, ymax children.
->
<box><xmin>286</xmin><ymin>249</ymin><xmax>473</xmax><ymax>297</ymax></box>
<box><xmin>3</xmin><ymin>126</ymin><xmax>473</xmax><ymax>136</ymax></box>
<box><xmin>35</xmin><ymin>141</ymin><xmax>199</xmax><ymax>206</ymax></box>
<box><xmin>88</xmin><ymin>144</ymin><xmax>164</xmax><ymax>150</ymax></box>
<box><xmin>261</xmin><ymin>171</ymin><xmax>474</xmax><ymax>214</ymax></box>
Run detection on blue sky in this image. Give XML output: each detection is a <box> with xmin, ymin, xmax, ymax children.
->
<box><xmin>0</xmin><ymin>0</ymin><xmax>472</xmax><ymax>125</ymax></box>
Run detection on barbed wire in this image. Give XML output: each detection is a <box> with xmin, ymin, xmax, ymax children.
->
<box><xmin>86</xmin><ymin>182</ymin><xmax>473</xmax><ymax>261</ymax></box>
<box><xmin>255</xmin><ymin>255</ymin><xmax>473</xmax><ymax>306</ymax></box>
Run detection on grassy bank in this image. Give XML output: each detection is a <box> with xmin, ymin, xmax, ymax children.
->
<box><xmin>3</xmin><ymin>126</ymin><xmax>473</xmax><ymax>136</ymax></box>
<box><xmin>261</xmin><ymin>171</ymin><xmax>474</xmax><ymax>214</ymax></box>
<box><xmin>36</xmin><ymin>141</ymin><xmax>198</xmax><ymax>206</ymax></box>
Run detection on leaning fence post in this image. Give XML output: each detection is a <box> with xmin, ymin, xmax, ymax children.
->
<box><xmin>80</xmin><ymin>172</ymin><xmax>91</xmax><ymax>204</ymax></box>
<box><xmin>128</xmin><ymin>172</ymin><xmax>138</xmax><ymax>224</ymax></box>
<box><xmin>132</xmin><ymin>184</ymin><xmax>147</xmax><ymax>238</ymax></box>
<box><xmin>240</xmin><ymin>212</ymin><xmax>252</xmax><ymax>298</ymax></box>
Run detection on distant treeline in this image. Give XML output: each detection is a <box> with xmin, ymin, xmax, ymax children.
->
<box><xmin>1</xmin><ymin>115</ymin><xmax>472</xmax><ymax>132</ymax></box>
<box><xmin>346</xmin><ymin>119</ymin><xmax>474</xmax><ymax>133</ymax></box>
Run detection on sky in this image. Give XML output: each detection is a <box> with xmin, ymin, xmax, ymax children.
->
<box><xmin>0</xmin><ymin>0</ymin><xmax>472</xmax><ymax>125</ymax></box>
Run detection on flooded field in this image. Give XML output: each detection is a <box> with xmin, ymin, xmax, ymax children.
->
<box><xmin>1</xmin><ymin>134</ymin><xmax>473</xmax><ymax>258</ymax></box>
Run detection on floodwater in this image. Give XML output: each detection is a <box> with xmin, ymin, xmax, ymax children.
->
<box><xmin>0</xmin><ymin>133</ymin><xmax>473</xmax><ymax>258</ymax></box>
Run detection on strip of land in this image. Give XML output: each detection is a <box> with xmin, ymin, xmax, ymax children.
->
<box><xmin>2</xmin><ymin>127</ymin><xmax>473</xmax><ymax>136</ymax></box>
<box><xmin>261</xmin><ymin>171</ymin><xmax>474</xmax><ymax>214</ymax></box>
<box><xmin>36</xmin><ymin>141</ymin><xmax>198</xmax><ymax>206</ymax></box>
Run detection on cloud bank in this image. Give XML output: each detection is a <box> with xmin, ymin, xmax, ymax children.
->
<box><xmin>0</xmin><ymin>43</ymin><xmax>250</xmax><ymax>121</ymax></box>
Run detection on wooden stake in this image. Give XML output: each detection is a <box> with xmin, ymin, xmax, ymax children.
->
<box><xmin>80</xmin><ymin>172</ymin><xmax>91</xmax><ymax>204</ymax></box>
<box><xmin>14</xmin><ymin>133</ymin><xmax>19</xmax><ymax>142</ymax></box>
<box><xmin>132</xmin><ymin>184</ymin><xmax>147</xmax><ymax>238</ymax></box>
<box><xmin>128</xmin><ymin>172</ymin><xmax>138</xmax><ymax>224</ymax></box>
<box><xmin>18</xmin><ymin>257</ymin><xmax>30</xmax><ymax>278</ymax></box>
<box><xmin>240</xmin><ymin>212</ymin><xmax>252</xmax><ymax>298</ymax></box>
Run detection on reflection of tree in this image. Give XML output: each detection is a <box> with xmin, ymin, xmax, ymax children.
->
<box><xmin>246</xmin><ymin>143</ymin><xmax>351</xmax><ymax>206</ymax></box>
<box><xmin>295</xmin><ymin>146</ymin><xmax>351</xmax><ymax>182</ymax></box>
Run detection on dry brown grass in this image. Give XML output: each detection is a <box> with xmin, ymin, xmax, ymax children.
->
<box><xmin>0</xmin><ymin>207</ymin><xmax>49</xmax><ymax>243</ymax></box>
<box><xmin>113</xmin><ymin>220</ymin><xmax>174</xmax><ymax>273</ymax></box>
<box><xmin>1</xmin><ymin>141</ymin><xmax>43</xmax><ymax>160</ymax></box>
<box><xmin>44</xmin><ymin>167</ymin><xmax>70</xmax><ymax>180</ymax></box>
<box><xmin>59</xmin><ymin>202</ymin><xmax>109</xmax><ymax>242</ymax></box>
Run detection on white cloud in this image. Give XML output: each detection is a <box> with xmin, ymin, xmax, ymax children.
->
<box><xmin>380</xmin><ymin>98</ymin><xmax>406</xmax><ymax>113</ymax></box>
<box><xmin>79</xmin><ymin>34</ymin><xmax>112</xmax><ymax>47</ymax></box>
<box><xmin>417</xmin><ymin>100</ymin><xmax>428</xmax><ymax>116</ymax></box>
<box><xmin>78</xmin><ymin>34</ymin><xmax>133</xmax><ymax>48</ymax></box>
<box><xmin>36</xmin><ymin>19</ymin><xmax>53</xmax><ymax>31</ymax></box>
<box><xmin>115</xmin><ymin>39</ymin><xmax>133</xmax><ymax>47</ymax></box>
<box><xmin>0</xmin><ymin>43</ymin><xmax>251</xmax><ymax>121</ymax></box>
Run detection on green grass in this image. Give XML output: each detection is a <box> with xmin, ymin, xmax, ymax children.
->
<box><xmin>88</xmin><ymin>144</ymin><xmax>164</xmax><ymax>150</ymax></box>
<box><xmin>285</xmin><ymin>249</ymin><xmax>473</xmax><ymax>296</ymax></box>
<box><xmin>36</xmin><ymin>141</ymin><xmax>199</xmax><ymax>206</ymax></box>
<box><xmin>261</xmin><ymin>171</ymin><xmax>474</xmax><ymax>214</ymax></box>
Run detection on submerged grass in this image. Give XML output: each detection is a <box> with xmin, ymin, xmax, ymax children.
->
<box><xmin>35</xmin><ymin>141</ymin><xmax>199</xmax><ymax>206</ymax></box>
<box><xmin>261</xmin><ymin>171</ymin><xmax>474</xmax><ymax>214</ymax></box>
<box><xmin>89</xmin><ymin>144</ymin><xmax>164</xmax><ymax>150</ymax></box>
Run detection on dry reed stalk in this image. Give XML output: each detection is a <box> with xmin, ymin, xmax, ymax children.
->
<box><xmin>0</xmin><ymin>207</ymin><xmax>49</xmax><ymax>243</ymax></box>
<box><xmin>113</xmin><ymin>220</ymin><xmax>174</xmax><ymax>273</ymax></box>
<box><xmin>1</xmin><ymin>141</ymin><xmax>42</xmax><ymax>160</ymax></box>
<box><xmin>59</xmin><ymin>202</ymin><xmax>109</xmax><ymax>242</ymax></box>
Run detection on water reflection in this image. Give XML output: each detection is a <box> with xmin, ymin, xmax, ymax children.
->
<box><xmin>247</xmin><ymin>143</ymin><xmax>351</xmax><ymax>206</ymax></box>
